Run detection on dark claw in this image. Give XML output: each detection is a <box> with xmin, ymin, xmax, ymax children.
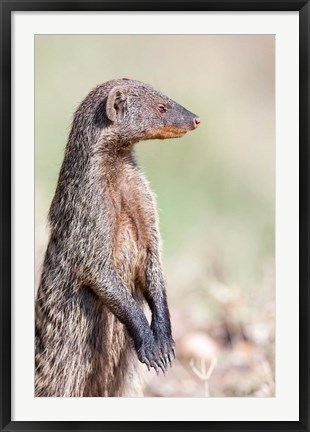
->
<box><xmin>172</xmin><ymin>346</ymin><xmax>176</xmax><ymax>359</ymax></box>
<box><xmin>162</xmin><ymin>353</ymin><xmax>168</xmax><ymax>368</ymax></box>
<box><xmin>143</xmin><ymin>357</ymin><xmax>151</xmax><ymax>371</ymax></box>
<box><xmin>161</xmin><ymin>355</ymin><xmax>167</xmax><ymax>368</ymax></box>
<box><xmin>158</xmin><ymin>362</ymin><xmax>166</xmax><ymax>375</ymax></box>
<box><xmin>164</xmin><ymin>353</ymin><xmax>170</xmax><ymax>368</ymax></box>
<box><xmin>158</xmin><ymin>356</ymin><xmax>167</xmax><ymax>371</ymax></box>
<box><xmin>151</xmin><ymin>361</ymin><xmax>159</xmax><ymax>375</ymax></box>
<box><xmin>167</xmin><ymin>353</ymin><xmax>172</xmax><ymax>367</ymax></box>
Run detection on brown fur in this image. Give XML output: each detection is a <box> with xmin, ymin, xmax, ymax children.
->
<box><xmin>35</xmin><ymin>79</ymin><xmax>200</xmax><ymax>397</ymax></box>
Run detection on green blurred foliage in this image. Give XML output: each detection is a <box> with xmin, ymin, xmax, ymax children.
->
<box><xmin>35</xmin><ymin>34</ymin><xmax>274</xmax><ymax>291</ymax></box>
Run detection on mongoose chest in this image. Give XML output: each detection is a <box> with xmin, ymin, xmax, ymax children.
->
<box><xmin>109</xmin><ymin>165</ymin><xmax>155</xmax><ymax>289</ymax></box>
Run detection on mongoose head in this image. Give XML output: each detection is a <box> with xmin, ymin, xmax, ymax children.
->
<box><xmin>88</xmin><ymin>79</ymin><xmax>200</xmax><ymax>149</ymax></box>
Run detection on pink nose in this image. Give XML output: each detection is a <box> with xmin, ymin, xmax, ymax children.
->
<box><xmin>194</xmin><ymin>117</ymin><xmax>201</xmax><ymax>127</ymax></box>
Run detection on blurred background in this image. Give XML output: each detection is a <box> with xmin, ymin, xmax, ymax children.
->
<box><xmin>35</xmin><ymin>35</ymin><xmax>275</xmax><ymax>397</ymax></box>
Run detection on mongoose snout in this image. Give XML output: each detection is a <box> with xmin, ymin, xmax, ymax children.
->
<box><xmin>35</xmin><ymin>78</ymin><xmax>200</xmax><ymax>396</ymax></box>
<box><xmin>194</xmin><ymin>117</ymin><xmax>201</xmax><ymax>127</ymax></box>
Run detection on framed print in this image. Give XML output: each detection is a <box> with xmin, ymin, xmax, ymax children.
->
<box><xmin>1</xmin><ymin>1</ymin><xmax>309</xmax><ymax>431</ymax></box>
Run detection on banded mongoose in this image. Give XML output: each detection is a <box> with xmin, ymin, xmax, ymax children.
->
<box><xmin>35</xmin><ymin>78</ymin><xmax>200</xmax><ymax>397</ymax></box>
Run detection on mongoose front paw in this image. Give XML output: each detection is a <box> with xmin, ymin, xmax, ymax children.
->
<box><xmin>157</xmin><ymin>336</ymin><xmax>175</xmax><ymax>371</ymax></box>
<box><xmin>151</xmin><ymin>322</ymin><xmax>175</xmax><ymax>371</ymax></box>
<box><xmin>136</xmin><ymin>333</ymin><xmax>166</xmax><ymax>374</ymax></box>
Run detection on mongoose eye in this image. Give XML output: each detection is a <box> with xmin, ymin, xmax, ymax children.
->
<box><xmin>157</xmin><ymin>104</ymin><xmax>167</xmax><ymax>114</ymax></box>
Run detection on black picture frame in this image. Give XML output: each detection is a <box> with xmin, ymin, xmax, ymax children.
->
<box><xmin>1</xmin><ymin>1</ymin><xmax>309</xmax><ymax>431</ymax></box>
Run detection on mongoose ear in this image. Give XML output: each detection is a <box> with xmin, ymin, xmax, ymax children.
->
<box><xmin>106</xmin><ymin>86</ymin><xmax>129</xmax><ymax>122</ymax></box>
